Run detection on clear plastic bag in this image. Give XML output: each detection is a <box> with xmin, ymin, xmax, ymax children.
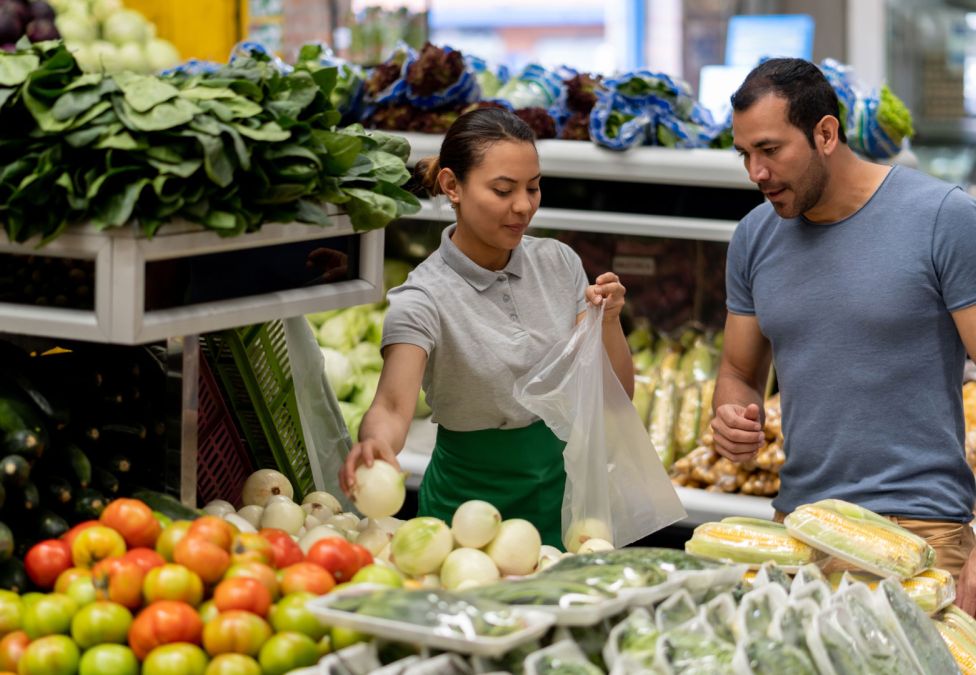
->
<box><xmin>514</xmin><ymin>304</ymin><xmax>685</xmax><ymax>549</ymax></box>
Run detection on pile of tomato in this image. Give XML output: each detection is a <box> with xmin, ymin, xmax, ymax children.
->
<box><xmin>0</xmin><ymin>498</ymin><xmax>389</xmax><ymax>675</ymax></box>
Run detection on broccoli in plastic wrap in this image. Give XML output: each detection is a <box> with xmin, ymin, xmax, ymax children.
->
<box><xmin>744</xmin><ymin>638</ymin><xmax>818</xmax><ymax>675</ymax></box>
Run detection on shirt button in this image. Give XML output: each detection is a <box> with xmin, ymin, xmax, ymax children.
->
<box><xmin>510</xmin><ymin>314</ymin><xmax>517</xmax><ymax>321</ymax></box>
<box><xmin>497</xmin><ymin>275</ymin><xmax>506</xmax><ymax>282</ymax></box>
<box><xmin>503</xmin><ymin>294</ymin><xmax>510</xmax><ymax>302</ymax></box>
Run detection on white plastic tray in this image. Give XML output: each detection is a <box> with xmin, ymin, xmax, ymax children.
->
<box><xmin>521</xmin><ymin>592</ymin><xmax>631</xmax><ymax>627</ymax></box>
<box><xmin>307</xmin><ymin>591</ymin><xmax>557</xmax><ymax>659</ymax></box>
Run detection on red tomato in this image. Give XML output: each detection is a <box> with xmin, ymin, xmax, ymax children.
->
<box><xmin>92</xmin><ymin>558</ymin><xmax>147</xmax><ymax>610</ymax></box>
<box><xmin>173</xmin><ymin>536</ymin><xmax>230</xmax><ymax>585</ymax></box>
<box><xmin>142</xmin><ymin>565</ymin><xmax>204</xmax><ymax>607</ymax></box>
<box><xmin>122</xmin><ymin>548</ymin><xmax>166</xmax><ymax>574</ymax></box>
<box><xmin>61</xmin><ymin>521</ymin><xmax>100</xmax><ymax>551</ymax></box>
<box><xmin>101</xmin><ymin>499</ymin><xmax>162</xmax><ymax>549</ymax></box>
<box><xmin>230</xmin><ymin>533</ymin><xmax>274</xmax><ymax>566</ymax></box>
<box><xmin>186</xmin><ymin>517</ymin><xmax>235</xmax><ymax>551</ymax></box>
<box><xmin>223</xmin><ymin>562</ymin><xmax>279</xmax><ymax>601</ymax></box>
<box><xmin>71</xmin><ymin>526</ymin><xmax>127</xmax><ymax>569</ymax></box>
<box><xmin>0</xmin><ymin>630</ymin><xmax>28</xmax><ymax>671</ymax></box>
<box><xmin>53</xmin><ymin>568</ymin><xmax>92</xmax><ymax>595</ymax></box>
<box><xmin>202</xmin><ymin>610</ymin><xmax>272</xmax><ymax>657</ymax></box>
<box><xmin>276</xmin><ymin>563</ymin><xmax>335</xmax><ymax>596</ymax></box>
<box><xmin>212</xmin><ymin>578</ymin><xmax>271</xmax><ymax>618</ymax></box>
<box><xmin>349</xmin><ymin>544</ymin><xmax>373</xmax><ymax>571</ymax></box>
<box><xmin>306</xmin><ymin>538</ymin><xmax>360</xmax><ymax>582</ymax></box>
<box><xmin>127</xmin><ymin>601</ymin><xmax>203</xmax><ymax>661</ymax></box>
<box><xmin>257</xmin><ymin>529</ymin><xmax>303</xmax><ymax>569</ymax></box>
<box><xmin>155</xmin><ymin>521</ymin><xmax>192</xmax><ymax>563</ymax></box>
<box><xmin>24</xmin><ymin>540</ymin><xmax>72</xmax><ymax>589</ymax></box>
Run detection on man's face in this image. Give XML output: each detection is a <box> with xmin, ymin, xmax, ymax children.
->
<box><xmin>732</xmin><ymin>93</ymin><xmax>828</xmax><ymax>219</ymax></box>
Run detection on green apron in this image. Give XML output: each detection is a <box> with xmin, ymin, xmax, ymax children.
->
<box><xmin>417</xmin><ymin>420</ymin><xmax>566</xmax><ymax>549</ymax></box>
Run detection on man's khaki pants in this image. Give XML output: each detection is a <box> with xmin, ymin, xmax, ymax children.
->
<box><xmin>774</xmin><ymin>511</ymin><xmax>975</xmax><ymax>579</ymax></box>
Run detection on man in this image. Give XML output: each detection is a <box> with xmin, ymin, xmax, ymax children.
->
<box><xmin>711</xmin><ymin>57</ymin><xmax>976</xmax><ymax>611</ymax></box>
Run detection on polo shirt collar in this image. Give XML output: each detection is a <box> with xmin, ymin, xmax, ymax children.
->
<box><xmin>439</xmin><ymin>224</ymin><xmax>525</xmax><ymax>292</ymax></box>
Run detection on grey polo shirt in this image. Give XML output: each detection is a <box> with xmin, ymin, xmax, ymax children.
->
<box><xmin>383</xmin><ymin>224</ymin><xmax>588</xmax><ymax>431</ymax></box>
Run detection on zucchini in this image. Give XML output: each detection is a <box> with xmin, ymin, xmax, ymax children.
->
<box><xmin>63</xmin><ymin>444</ymin><xmax>92</xmax><ymax>488</ymax></box>
<box><xmin>0</xmin><ymin>523</ymin><xmax>11</xmax><ymax>563</ymax></box>
<box><xmin>91</xmin><ymin>467</ymin><xmax>119</xmax><ymax>496</ymax></box>
<box><xmin>0</xmin><ymin>558</ymin><xmax>26</xmax><ymax>593</ymax></box>
<box><xmin>3</xmin><ymin>428</ymin><xmax>44</xmax><ymax>460</ymax></box>
<box><xmin>16</xmin><ymin>481</ymin><xmax>39</xmax><ymax>511</ymax></box>
<box><xmin>73</xmin><ymin>488</ymin><xmax>107</xmax><ymax>519</ymax></box>
<box><xmin>42</xmin><ymin>476</ymin><xmax>73</xmax><ymax>507</ymax></box>
<box><xmin>36</xmin><ymin>510</ymin><xmax>69</xmax><ymax>540</ymax></box>
<box><xmin>99</xmin><ymin>423</ymin><xmax>148</xmax><ymax>443</ymax></box>
<box><xmin>106</xmin><ymin>454</ymin><xmax>132</xmax><ymax>475</ymax></box>
<box><xmin>0</xmin><ymin>455</ymin><xmax>30</xmax><ymax>487</ymax></box>
<box><xmin>132</xmin><ymin>489</ymin><xmax>202</xmax><ymax>521</ymax></box>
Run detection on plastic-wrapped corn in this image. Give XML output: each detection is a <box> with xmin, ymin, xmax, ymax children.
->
<box><xmin>879</xmin><ymin>580</ymin><xmax>960</xmax><ymax>675</ymax></box>
<box><xmin>739</xmin><ymin>638</ymin><xmax>818</xmax><ymax>675</ymax></box>
<box><xmin>685</xmin><ymin>517</ymin><xmax>824</xmax><ymax>568</ymax></box>
<box><xmin>936</xmin><ymin>620</ymin><xmax>976</xmax><ymax>675</ymax></box>
<box><xmin>941</xmin><ymin>605</ymin><xmax>976</xmax><ymax>649</ymax></box>
<box><xmin>784</xmin><ymin>499</ymin><xmax>935</xmax><ymax>579</ymax></box>
<box><xmin>900</xmin><ymin>568</ymin><xmax>956</xmax><ymax>615</ymax></box>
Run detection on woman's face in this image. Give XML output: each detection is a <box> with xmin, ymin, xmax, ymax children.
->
<box><xmin>443</xmin><ymin>140</ymin><xmax>541</xmax><ymax>254</ymax></box>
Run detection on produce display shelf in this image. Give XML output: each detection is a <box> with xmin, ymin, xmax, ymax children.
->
<box><xmin>398</xmin><ymin>419</ymin><xmax>774</xmax><ymax>528</ymax></box>
<box><xmin>0</xmin><ymin>215</ymin><xmax>384</xmax><ymax>345</ymax></box>
<box><xmin>402</xmin><ymin>199</ymin><xmax>740</xmax><ymax>242</ymax></box>
<box><xmin>396</xmin><ymin>132</ymin><xmax>753</xmax><ymax>189</ymax></box>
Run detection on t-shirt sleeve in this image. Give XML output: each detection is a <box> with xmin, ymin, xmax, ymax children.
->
<box><xmin>933</xmin><ymin>188</ymin><xmax>976</xmax><ymax>312</ymax></box>
<box><xmin>725</xmin><ymin>219</ymin><xmax>756</xmax><ymax>315</ymax></box>
<box><xmin>381</xmin><ymin>285</ymin><xmax>440</xmax><ymax>355</ymax></box>
<box><xmin>555</xmin><ymin>241</ymin><xmax>589</xmax><ymax>315</ymax></box>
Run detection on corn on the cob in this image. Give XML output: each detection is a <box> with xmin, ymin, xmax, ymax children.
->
<box><xmin>698</xmin><ymin>378</ymin><xmax>716</xmax><ymax>439</ymax></box>
<box><xmin>936</xmin><ymin>620</ymin><xmax>976</xmax><ymax>674</ymax></box>
<box><xmin>649</xmin><ymin>366</ymin><xmax>679</xmax><ymax>470</ymax></box>
<box><xmin>942</xmin><ymin>605</ymin><xmax>976</xmax><ymax>647</ymax></box>
<box><xmin>674</xmin><ymin>384</ymin><xmax>702</xmax><ymax>460</ymax></box>
<box><xmin>632</xmin><ymin>375</ymin><xmax>653</xmax><ymax>427</ymax></box>
<box><xmin>784</xmin><ymin>499</ymin><xmax>935</xmax><ymax>579</ymax></box>
<box><xmin>685</xmin><ymin>517</ymin><xmax>823</xmax><ymax>567</ymax></box>
<box><xmin>901</xmin><ymin>568</ymin><xmax>956</xmax><ymax>615</ymax></box>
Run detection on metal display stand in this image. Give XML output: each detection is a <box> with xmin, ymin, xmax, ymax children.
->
<box><xmin>0</xmin><ymin>215</ymin><xmax>385</xmax><ymax>506</ymax></box>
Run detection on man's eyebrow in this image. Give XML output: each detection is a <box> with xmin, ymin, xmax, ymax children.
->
<box><xmin>733</xmin><ymin>138</ymin><xmax>777</xmax><ymax>153</ymax></box>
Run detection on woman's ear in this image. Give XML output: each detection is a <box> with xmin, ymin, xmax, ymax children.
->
<box><xmin>438</xmin><ymin>168</ymin><xmax>460</xmax><ymax>206</ymax></box>
<box><xmin>818</xmin><ymin>115</ymin><xmax>841</xmax><ymax>155</ymax></box>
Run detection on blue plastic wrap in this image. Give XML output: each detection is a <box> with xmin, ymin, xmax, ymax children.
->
<box><xmin>849</xmin><ymin>95</ymin><xmax>902</xmax><ymax>159</ymax></box>
<box><xmin>589</xmin><ymin>92</ymin><xmax>651</xmax><ymax>151</ymax></box>
<box><xmin>363</xmin><ymin>43</ymin><xmax>417</xmax><ymax>108</ymax></box>
<box><xmin>229</xmin><ymin>41</ymin><xmax>293</xmax><ymax>74</ymax></box>
<box><xmin>404</xmin><ymin>45</ymin><xmax>481</xmax><ymax>110</ymax></box>
<box><xmin>819</xmin><ymin>58</ymin><xmax>859</xmax><ymax>134</ymax></box>
<box><xmin>496</xmin><ymin>64</ymin><xmax>563</xmax><ymax>110</ymax></box>
<box><xmin>160</xmin><ymin>58</ymin><xmax>222</xmax><ymax>77</ymax></box>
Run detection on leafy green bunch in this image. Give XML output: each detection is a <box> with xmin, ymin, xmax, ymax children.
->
<box><xmin>0</xmin><ymin>40</ymin><xmax>419</xmax><ymax>244</ymax></box>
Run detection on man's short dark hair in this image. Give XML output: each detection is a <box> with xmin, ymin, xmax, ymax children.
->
<box><xmin>731</xmin><ymin>57</ymin><xmax>847</xmax><ymax>147</ymax></box>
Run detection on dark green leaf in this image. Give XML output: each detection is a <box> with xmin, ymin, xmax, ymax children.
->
<box><xmin>253</xmin><ymin>183</ymin><xmax>311</xmax><ymax>204</ymax></box>
<box><xmin>364</xmin><ymin>150</ymin><xmax>410</xmax><ymax>185</ymax></box>
<box><xmin>92</xmin><ymin>177</ymin><xmax>149</xmax><ymax>228</ymax></box>
<box><xmin>297</xmin><ymin>44</ymin><xmax>324</xmax><ymax>63</ymax></box>
<box><xmin>96</xmin><ymin>131</ymin><xmax>143</xmax><ymax>151</ymax></box>
<box><xmin>320</xmin><ymin>132</ymin><xmax>362</xmax><ymax>174</ymax></box>
<box><xmin>113</xmin><ymin>72</ymin><xmax>180</xmax><ymax>112</ymax></box>
<box><xmin>147</xmin><ymin>157</ymin><xmax>202</xmax><ymax>178</ymax></box>
<box><xmin>342</xmin><ymin>186</ymin><xmax>398</xmax><ymax>232</ymax></box>
<box><xmin>376</xmin><ymin>181</ymin><xmax>421</xmax><ymax>216</ymax></box>
<box><xmin>217</xmin><ymin>123</ymin><xmax>250</xmax><ymax>170</ymax></box>
<box><xmin>190</xmin><ymin>114</ymin><xmax>221</xmax><ymax>136</ymax></box>
<box><xmin>366</xmin><ymin>130</ymin><xmax>412</xmax><ymax>163</ymax></box>
<box><xmin>179</xmin><ymin>86</ymin><xmax>237</xmax><ymax>101</ymax></box>
<box><xmin>203</xmin><ymin>210</ymin><xmax>237</xmax><ymax>229</ymax></box>
<box><xmin>234</xmin><ymin>121</ymin><xmax>290</xmax><ymax>142</ymax></box>
<box><xmin>51</xmin><ymin>80</ymin><xmax>115</xmax><ymax>121</ymax></box>
<box><xmin>294</xmin><ymin>199</ymin><xmax>332</xmax><ymax>226</ymax></box>
<box><xmin>0</xmin><ymin>87</ymin><xmax>17</xmax><ymax>109</ymax></box>
<box><xmin>184</xmin><ymin>131</ymin><xmax>234</xmax><ymax>187</ymax></box>
<box><xmin>0</xmin><ymin>54</ymin><xmax>40</xmax><ymax>86</ymax></box>
<box><xmin>118</xmin><ymin>97</ymin><xmax>199</xmax><ymax>132</ymax></box>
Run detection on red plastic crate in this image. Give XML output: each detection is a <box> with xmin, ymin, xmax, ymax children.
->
<box><xmin>197</xmin><ymin>356</ymin><xmax>254</xmax><ymax>508</ymax></box>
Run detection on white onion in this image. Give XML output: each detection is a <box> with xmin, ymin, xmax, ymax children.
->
<box><xmin>484</xmin><ymin>519</ymin><xmax>541</xmax><ymax>576</ymax></box>
<box><xmin>352</xmin><ymin>461</ymin><xmax>406</xmax><ymax>518</ymax></box>
<box><xmin>304</xmin><ymin>515</ymin><xmax>322</xmax><ymax>530</ymax></box>
<box><xmin>418</xmin><ymin>574</ymin><xmax>441</xmax><ymax>589</ymax></box>
<box><xmin>327</xmin><ymin>514</ymin><xmax>361</xmax><ymax>533</ymax></box>
<box><xmin>223</xmin><ymin>513</ymin><xmax>256</xmax><ymax>534</ymax></box>
<box><xmin>242</xmin><ymin>469</ymin><xmax>294</xmax><ymax>507</ymax></box>
<box><xmin>390</xmin><ymin>517</ymin><xmax>453</xmax><ymax>577</ymax></box>
<box><xmin>577</xmin><ymin>538</ymin><xmax>614</xmax><ymax>554</ymax></box>
<box><xmin>203</xmin><ymin>500</ymin><xmax>235</xmax><ymax>517</ymax></box>
<box><xmin>440</xmin><ymin>548</ymin><xmax>500</xmax><ymax>590</ymax></box>
<box><xmin>299</xmin><ymin>525</ymin><xmax>348</xmax><ymax>554</ymax></box>
<box><xmin>377</xmin><ymin>543</ymin><xmax>392</xmax><ymax>563</ymax></box>
<box><xmin>564</xmin><ymin>519</ymin><xmax>613</xmax><ymax>553</ymax></box>
<box><xmin>260</xmin><ymin>500</ymin><xmax>306</xmax><ymax>535</ymax></box>
<box><xmin>302</xmin><ymin>491</ymin><xmax>343</xmax><ymax>514</ymax></box>
<box><xmin>357</xmin><ymin>523</ymin><xmax>394</xmax><ymax>556</ymax></box>
<box><xmin>451</xmin><ymin>500</ymin><xmax>501</xmax><ymax>548</ymax></box>
<box><xmin>266</xmin><ymin>494</ymin><xmax>296</xmax><ymax>506</ymax></box>
<box><xmin>237</xmin><ymin>505</ymin><xmax>264</xmax><ymax>529</ymax></box>
<box><xmin>302</xmin><ymin>502</ymin><xmax>334</xmax><ymax>521</ymax></box>
<box><xmin>371</xmin><ymin>517</ymin><xmax>404</xmax><ymax>535</ymax></box>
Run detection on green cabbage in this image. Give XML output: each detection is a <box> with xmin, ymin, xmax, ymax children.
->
<box><xmin>321</xmin><ymin>347</ymin><xmax>356</xmax><ymax>400</ymax></box>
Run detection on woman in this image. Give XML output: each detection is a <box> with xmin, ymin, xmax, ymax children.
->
<box><xmin>339</xmin><ymin>108</ymin><xmax>634</xmax><ymax>547</ymax></box>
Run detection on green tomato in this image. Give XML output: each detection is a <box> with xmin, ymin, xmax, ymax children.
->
<box><xmin>351</xmin><ymin>564</ymin><xmax>403</xmax><ymax>588</ymax></box>
<box><xmin>330</xmin><ymin>625</ymin><xmax>369</xmax><ymax>651</ymax></box>
<box><xmin>141</xmin><ymin>643</ymin><xmax>209</xmax><ymax>675</ymax></box>
<box><xmin>20</xmin><ymin>593</ymin><xmax>45</xmax><ymax>608</ymax></box>
<box><xmin>79</xmin><ymin>644</ymin><xmax>138</xmax><ymax>675</ymax></box>
<box><xmin>66</xmin><ymin>577</ymin><xmax>97</xmax><ymax>608</ymax></box>
<box><xmin>197</xmin><ymin>600</ymin><xmax>218</xmax><ymax>624</ymax></box>
<box><xmin>0</xmin><ymin>590</ymin><xmax>22</xmax><ymax>635</ymax></box>
<box><xmin>204</xmin><ymin>653</ymin><xmax>262</xmax><ymax>675</ymax></box>
<box><xmin>17</xmin><ymin>634</ymin><xmax>80</xmax><ymax>675</ymax></box>
<box><xmin>152</xmin><ymin>511</ymin><xmax>173</xmax><ymax>529</ymax></box>
<box><xmin>71</xmin><ymin>601</ymin><xmax>133</xmax><ymax>649</ymax></box>
<box><xmin>258</xmin><ymin>632</ymin><xmax>318</xmax><ymax>675</ymax></box>
<box><xmin>22</xmin><ymin>593</ymin><xmax>78</xmax><ymax>639</ymax></box>
<box><xmin>268</xmin><ymin>593</ymin><xmax>328</xmax><ymax>641</ymax></box>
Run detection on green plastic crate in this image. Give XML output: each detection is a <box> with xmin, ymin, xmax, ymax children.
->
<box><xmin>201</xmin><ymin>322</ymin><xmax>315</xmax><ymax>499</ymax></box>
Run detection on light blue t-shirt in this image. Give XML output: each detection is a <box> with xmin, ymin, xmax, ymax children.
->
<box><xmin>726</xmin><ymin>166</ymin><xmax>976</xmax><ymax>521</ymax></box>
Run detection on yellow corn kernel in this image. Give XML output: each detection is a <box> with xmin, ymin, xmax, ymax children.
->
<box><xmin>937</xmin><ymin>622</ymin><xmax>976</xmax><ymax>675</ymax></box>
<box><xmin>686</xmin><ymin>520</ymin><xmax>818</xmax><ymax>566</ymax></box>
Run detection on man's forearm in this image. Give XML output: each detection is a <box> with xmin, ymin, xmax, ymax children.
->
<box><xmin>713</xmin><ymin>365</ymin><xmax>768</xmax><ymax>425</ymax></box>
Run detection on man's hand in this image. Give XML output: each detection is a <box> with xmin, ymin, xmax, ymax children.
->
<box><xmin>957</xmin><ymin>549</ymin><xmax>976</xmax><ymax>616</ymax></box>
<box><xmin>711</xmin><ymin>402</ymin><xmax>765</xmax><ymax>462</ymax></box>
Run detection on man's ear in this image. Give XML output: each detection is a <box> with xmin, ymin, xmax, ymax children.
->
<box><xmin>818</xmin><ymin>115</ymin><xmax>842</xmax><ymax>155</ymax></box>
<box><xmin>438</xmin><ymin>168</ymin><xmax>460</xmax><ymax>205</ymax></box>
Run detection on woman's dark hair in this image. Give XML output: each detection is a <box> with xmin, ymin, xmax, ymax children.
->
<box><xmin>417</xmin><ymin>107</ymin><xmax>536</xmax><ymax>196</ymax></box>
<box><xmin>730</xmin><ymin>57</ymin><xmax>847</xmax><ymax>147</ymax></box>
